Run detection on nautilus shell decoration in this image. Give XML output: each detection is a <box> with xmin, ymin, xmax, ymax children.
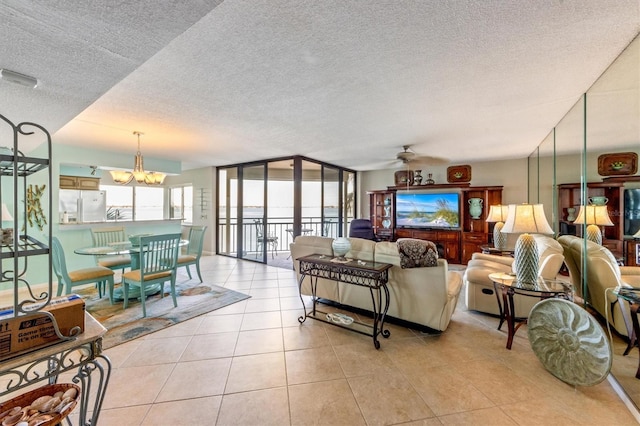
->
<box><xmin>528</xmin><ymin>298</ymin><xmax>612</xmax><ymax>386</ymax></box>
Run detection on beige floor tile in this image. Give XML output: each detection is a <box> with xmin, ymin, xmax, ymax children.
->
<box><xmin>349</xmin><ymin>372</ymin><xmax>435</xmax><ymax>425</ymax></box>
<box><xmin>180</xmin><ymin>332</ymin><xmax>238</xmax><ymax>361</ymax></box>
<box><xmin>280</xmin><ymin>295</ymin><xmax>305</xmax><ymax>310</ymax></box>
<box><xmin>104</xmin><ymin>339</ymin><xmax>143</xmax><ymax>368</ymax></box>
<box><xmin>244</xmin><ymin>297</ymin><xmax>281</xmax><ymax>313</ymax></box>
<box><xmin>93</xmin><ymin>405</ymin><xmax>151</xmax><ymax>426</ymax></box>
<box><xmin>499</xmin><ymin>397</ymin><xmax>582</xmax><ymax>425</ymax></box>
<box><xmin>196</xmin><ymin>313</ymin><xmax>244</xmax><ymax>334</ymax></box>
<box><xmin>289</xmin><ymin>379</ymin><xmax>366</xmax><ymax>425</ymax></box>
<box><xmin>225</xmin><ymin>352</ymin><xmax>287</xmax><ymax>393</ymax></box>
<box><xmin>250</xmin><ymin>279</ymin><xmax>279</xmax><ymax>289</ymax></box>
<box><xmin>278</xmin><ymin>277</ymin><xmax>298</xmax><ymax>287</ymax></box>
<box><xmin>142</xmin><ymin>396</ymin><xmax>222</xmax><ymax>425</ymax></box>
<box><xmin>384</xmin><ymin>336</ymin><xmax>451</xmax><ymax>376</ymax></box>
<box><xmin>279</xmin><ymin>286</ymin><xmax>300</xmax><ymax>297</ymax></box>
<box><xmin>216</xmin><ymin>387</ymin><xmax>290</xmax><ymax>426</ymax></box>
<box><xmin>156</xmin><ymin>358</ymin><xmax>232</xmax><ymax>402</ymax></box>
<box><xmin>285</xmin><ymin>346</ymin><xmax>345</xmax><ymax>385</ymax></box>
<box><xmin>223</xmin><ymin>280</ymin><xmax>253</xmax><ymax>291</ymax></box>
<box><xmin>121</xmin><ymin>336</ymin><xmax>191</xmax><ymax>367</ymax></box>
<box><xmin>281</xmin><ymin>309</ymin><xmax>310</xmax><ymax>327</ymax></box>
<box><xmin>455</xmin><ymin>358</ymin><xmax>542</xmax><ymax>405</ymax></box>
<box><xmin>283</xmin><ymin>324</ymin><xmax>330</xmax><ymax>351</ymax></box>
<box><xmin>143</xmin><ymin>315</ymin><xmax>203</xmax><ymax>339</ymax></box>
<box><xmin>208</xmin><ymin>299</ymin><xmax>248</xmax><ymax>315</ymax></box>
<box><xmin>102</xmin><ymin>364</ymin><xmax>175</xmax><ymax>409</ymax></box>
<box><xmin>397</xmin><ymin>419</ymin><xmax>444</xmax><ymax>426</ymax></box>
<box><xmin>234</xmin><ymin>328</ymin><xmax>283</xmax><ymax>356</ymax></box>
<box><xmin>409</xmin><ymin>365</ymin><xmax>495</xmax><ymax>416</ymax></box>
<box><xmin>438</xmin><ymin>407</ymin><xmax>517</xmax><ymax>425</ymax></box>
<box><xmin>248</xmin><ymin>287</ymin><xmax>280</xmax><ymax>299</ymax></box>
<box><xmin>241</xmin><ymin>311</ymin><xmax>283</xmax><ymax>330</ymax></box>
<box><xmin>333</xmin><ymin>339</ymin><xmax>398</xmax><ymax>377</ymax></box>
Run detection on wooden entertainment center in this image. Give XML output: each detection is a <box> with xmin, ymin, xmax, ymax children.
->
<box><xmin>368</xmin><ymin>184</ymin><xmax>503</xmax><ymax>264</ymax></box>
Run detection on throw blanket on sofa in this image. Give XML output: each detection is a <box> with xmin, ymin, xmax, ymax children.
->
<box><xmin>397</xmin><ymin>238</ymin><xmax>438</xmax><ymax>268</ymax></box>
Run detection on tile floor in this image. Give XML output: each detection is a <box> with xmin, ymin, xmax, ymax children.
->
<box><xmin>71</xmin><ymin>255</ymin><xmax>639</xmax><ymax>424</ymax></box>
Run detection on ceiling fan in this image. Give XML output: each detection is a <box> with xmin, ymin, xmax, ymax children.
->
<box><xmin>394</xmin><ymin>145</ymin><xmax>448</xmax><ymax>168</ymax></box>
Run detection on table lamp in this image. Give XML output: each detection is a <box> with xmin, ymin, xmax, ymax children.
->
<box><xmin>501</xmin><ymin>204</ymin><xmax>553</xmax><ymax>288</ymax></box>
<box><xmin>486</xmin><ymin>204</ymin><xmax>510</xmax><ymax>251</ymax></box>
<box><xmin>573</xmin><ymin>204</ymin><xmax>613</xmax><ymax>245</ymax></box>
<box><xmin>0</xmin><ymin>203</ymin><xmax>13</xmax><ymax>245</ymax></box>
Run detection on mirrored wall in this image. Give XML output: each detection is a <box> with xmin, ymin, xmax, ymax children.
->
<box><xmin>530</xmin><ymin>33</ymin><xmax>640</xmax><ymax>410</ymax></box>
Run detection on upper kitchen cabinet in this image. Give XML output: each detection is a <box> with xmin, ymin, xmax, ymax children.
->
<box><xmin>59</xmin><ymin>175</ymin><xmax>100</xmax><ymax>190</ymax></box>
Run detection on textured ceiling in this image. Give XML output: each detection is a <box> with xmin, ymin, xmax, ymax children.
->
<box><xmin>1</xmin><ymin>0</ymin><xmax>639</xmax><ymax>171</ymax></box>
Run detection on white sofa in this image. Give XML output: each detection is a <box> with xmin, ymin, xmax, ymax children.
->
<box><xmin>289</xmin><ymin>235</ymin><xmax>463</xmax><ymax>332</ymax></box>
<box><xmin>463</xmin><ymin>234</ymin><xmax>565</xmax><ymax>316</ymax></box>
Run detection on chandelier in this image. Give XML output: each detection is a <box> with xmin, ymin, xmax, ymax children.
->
<box><xmin>110</xmin><ymin>131</ymin><xmax>166</xmax><ymax>185</ymax></box>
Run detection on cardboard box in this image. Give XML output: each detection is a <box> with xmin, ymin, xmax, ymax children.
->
<box><xmin>0</xmin><ymin>294</ymin><xmax>85</xmax><ymax>360</ymax></box>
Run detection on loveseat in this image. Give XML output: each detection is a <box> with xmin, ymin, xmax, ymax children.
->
<box><xmin>558</xmin><ymin>235</ymin><xmax>640</xmax><ymax>337</ymax></box>
<box><xmin>289</xmin><ymin>236</ymin><xmax>463</xmax><ymax>332</ymax></box>
<box><xmin>463</xmin><ymin>234</ymin><xmax>565</xmax><ymax>316</ymax></box>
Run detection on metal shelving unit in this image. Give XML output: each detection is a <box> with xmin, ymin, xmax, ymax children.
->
<box><xmin>0</xmin><ymin>113</ymin><xmax>111</xmax><ymax>425</ymax></box>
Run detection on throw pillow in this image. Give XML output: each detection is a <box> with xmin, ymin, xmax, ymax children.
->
<box><xmin>397</xmin><ymin>238</ymin><xmax>438</xmax><ymax>268</ymax></box>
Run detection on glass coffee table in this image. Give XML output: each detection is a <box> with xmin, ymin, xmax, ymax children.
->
<box><xmin>489</xmin><ymin>272</ymin><xmax>573</xmax><ymax>349</ymax></box>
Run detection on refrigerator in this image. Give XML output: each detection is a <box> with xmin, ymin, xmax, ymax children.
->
<box><xmin>59</xmin><ymin>190</ymin><xmax>107</xmax><ymax>223</ymax></box>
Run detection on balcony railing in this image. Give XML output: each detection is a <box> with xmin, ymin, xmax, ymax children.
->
<box><xmin>217</xmin><ymin>216</ymin><xmax>345</xmax><ymax>256</ymax></box>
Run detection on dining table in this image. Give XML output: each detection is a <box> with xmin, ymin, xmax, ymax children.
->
<box><xmin>74</xmin><ymin>238</ymin><xmax>189</xmax><ymax>301</ymax></box>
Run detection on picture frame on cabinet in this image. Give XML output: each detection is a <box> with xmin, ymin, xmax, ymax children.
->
<box><xmin>394</xmin><ymin>170</ymin><xmax>414</xmax><ymax>186</ymax></box>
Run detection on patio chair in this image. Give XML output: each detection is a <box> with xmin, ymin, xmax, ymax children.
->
<box><xmin>122</xmin><ymin>233</ymin><xmax>181</xmax><ymax>317</ymax></box>
<box><xmin>177</xmin><ymin>225</ymin><xmax>207</xmax><ymax>282</ymax></box>
<box><xmin>91</xmin><ymin>226</ymin><xmax>132</xmax><ymax>273</ymax></box>
<box><xmin>52</xmin><ymin>237</ymin><xmax>116</xmax><ymax>303</ymax></box>
<box><xmin>254</xmin><ymin>219</ymin><xmax>278</xmax><ymax>259</ymax></box>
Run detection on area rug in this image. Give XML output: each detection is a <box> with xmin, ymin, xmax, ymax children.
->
<box><xmin>77</xmin><ymin>281</ymin><xmax>251</xmax><ymax>349</ymax></box>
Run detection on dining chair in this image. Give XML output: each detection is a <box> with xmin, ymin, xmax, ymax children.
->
<box><xmin>91</xmin><ymin>226</ymin><xmax>132</xmax><ymax>273</ymax></box>
<box><xmin>51</xmin><ymin>237</ymin><xmax>116</xmax><ymax>303</ymax></box>
<box><xmin>254</xmin><ymin>219</ymin><xmax>278</xmax><ymax>259</ymax></box>
<box><xmin>177</xmin><ymin>225</ymin><xmax>207</xmax><ymax>282</ymax></box>
<box><xmin>122</xmin><ymin>233</ymin><xmax>181</xmax><ymax>317</ymax></box>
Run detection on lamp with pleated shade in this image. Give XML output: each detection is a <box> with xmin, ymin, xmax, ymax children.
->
<box><xmin>486</xmin><ymin>204</ymin><xmax>510</xmax><ymax>251</ymax></box>
<box><xmin>573</xmin><ymin>204</ymin><xmax>613</xmax><ymax>245</ymax></box>
<box><xmin>501</xmin><ymin>204</ymin><xmax>553</xmax><ymax>288</ymax></box>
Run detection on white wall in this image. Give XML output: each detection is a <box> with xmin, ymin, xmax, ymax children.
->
<box><xmin>163</xmin><ymin>166</ymin><xmax>216</xmax><ymax>254</ymax></box>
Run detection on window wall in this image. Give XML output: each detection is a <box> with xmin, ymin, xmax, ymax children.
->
<box><xmin>217</xmin><ymin>156</ymin><xmax>356</xmax><ymax>263</ymax></box>
<box><xmin>100</xmin><ymin>184</ymin><xmax>163</xmax><ymax>221</ymax></box>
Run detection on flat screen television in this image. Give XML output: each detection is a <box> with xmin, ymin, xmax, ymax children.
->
<box><xmin>624</xmin><ymin>188</ymin><xmax>640</xmax><ymax>236</ymax></box>
<box><xmin>396</xmin><ymin>191</ymin><xmax>460</xmax><ymax>229</ymax></box>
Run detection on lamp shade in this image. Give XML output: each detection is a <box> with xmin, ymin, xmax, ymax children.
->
<box><xmin>486</xmin><ymin>205</ymin><xmax>510</xmax><ymax>251</ymax></box>
<box><xmin>0</xmin><ymin>203</ymin><xmax>12</xmax><ymax>221</ymax></box>
<box><xmin>573</xmin><ymin>205</ymin><xmax>613</xmax><ymax>245</ymax></box>
<box><xmin>573</xmin><ymin>205</ymin><xmax>614</xmax><ymax>226</ymax></box>
<box><xmin>485</xmin><ymin>205</ymin><xmax>509</xmax><ymax>223</ymax></box>
<box><xmin>501</xmin><ymin>204</ymin><xmax>552</xmax><ymax>288</ymax></box>
<box><xmin>501</xmin><ymin>204</ymin><xmax>553</xmax><ymax>235</ymax></box>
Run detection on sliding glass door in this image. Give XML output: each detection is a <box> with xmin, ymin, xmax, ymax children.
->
<box><xmin>217</xmin><ymin>156</ymin><xmax>356</xmax><ymax>264</ymax></box>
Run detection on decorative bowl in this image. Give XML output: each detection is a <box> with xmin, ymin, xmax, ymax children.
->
<box><xmin>611</xmin><ymin>161</ymin><xmax>625</xmax><ymax>170</ymax></box>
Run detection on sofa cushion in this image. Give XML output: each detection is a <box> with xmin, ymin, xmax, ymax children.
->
<box><xmin>397</xmin><ymin>238</ymin><xmax>438</xmax><ymax>268</ymax></box>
